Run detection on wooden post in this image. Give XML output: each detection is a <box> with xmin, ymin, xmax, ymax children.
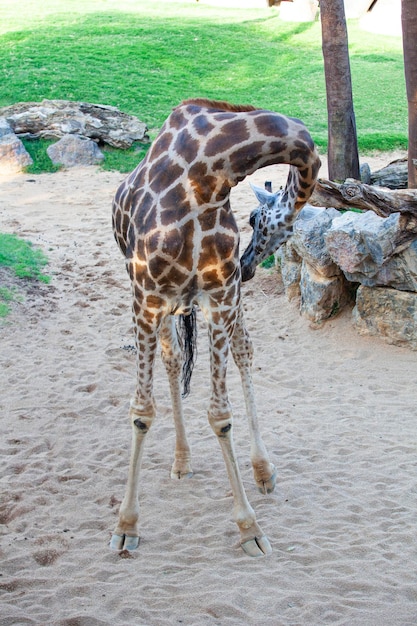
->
<box><xmin>320</xmin><ymin>0</ymin><xmax>360</xmax><ymax>182</ymax></box>
<box><xmin>402</xmin><ymin>0</ymin><xmax>417</xmax><ymax>188</ymax></box>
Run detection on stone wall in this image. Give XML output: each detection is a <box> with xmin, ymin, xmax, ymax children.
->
<box><xmin>277</xmin><ymin>206</ymin><xmax>417</xmax><ymax>349</ymax></box>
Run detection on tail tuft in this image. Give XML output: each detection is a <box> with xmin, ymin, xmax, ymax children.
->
<box><xmin>178</xmin><ymin>309</ymin><xmax>198</xmax><ymax>398</ymax></box>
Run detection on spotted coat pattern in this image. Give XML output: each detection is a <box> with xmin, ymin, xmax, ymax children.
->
<box><xmin>110</xmin><ymin>99</ymin><xmax>320</xmax><ymax>556</ymax></box>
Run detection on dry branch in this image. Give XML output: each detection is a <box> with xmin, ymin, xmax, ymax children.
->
<box><xmin>311</xmin><ymin>178</ymin><xmax>417</xmax><ymax>217</ymax></box>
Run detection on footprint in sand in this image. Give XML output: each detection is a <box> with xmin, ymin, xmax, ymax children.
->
<box><xmin>32</xmin><ymin>534</ymin><xmax>69</xmax><ymax>566</ymax></box>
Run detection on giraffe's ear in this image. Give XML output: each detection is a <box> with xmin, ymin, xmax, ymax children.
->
<box><xmin>249</xmin><ymin>183</ymin><xmax>277</xmax><ymax>208</ymax></box>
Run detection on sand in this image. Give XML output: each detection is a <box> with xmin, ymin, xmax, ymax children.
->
<box><xmin>1</xmin><ymin>153</ymin><xmax>417</xmax><ymax>626</ymax></box>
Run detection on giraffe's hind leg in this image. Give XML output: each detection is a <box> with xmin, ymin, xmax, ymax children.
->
<box><xmin>110</xmin><ymin>304</ymin><xmax>162</xmax><ymax>551</ymax></box>
<box><xmin>231</xmin><ymin>304</ymin><xmax>276</xmax><ymax>494</ymax></box>
<box><xmin>209</xmin><ymin>408</ymin><xmax>272</xmax><ymax>557</ymax></box>
<box><xmin>160</xmin><ymin>316</ymin><xmax>193</xmax><ymax>479</ymax></box>
<box><xmin>110</xmin><ymin>396</ymin><xmax>155</xmax><ymax>551</ymax></box>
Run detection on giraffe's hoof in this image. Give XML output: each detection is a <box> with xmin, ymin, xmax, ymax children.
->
<box><xmin>109</xmin><ymin>533</ymin><xmax>140</xmax><ymax>551</ymax></box>
<box><xmin>170</xmin><ymin>469</ymin><xmax>194</xmax><ymax>479</ymax></box>
<box><xmin>241</xmin><ymin>535</ymin><xmax>272</xmax><ymax>558</ymax></box>
<box><xmin>170</xmin><ymin>460</ymin><xmax>193</xmax><ymax>479</ymax></box>
<box><xmin>256</xmin><ymin>464</ymin><xmax>277</xmax><ymax>495</ymax></box>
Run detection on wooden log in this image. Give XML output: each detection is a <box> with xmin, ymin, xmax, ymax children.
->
<box><xmin>310</xmin><ymin>177</ymin><xmax>417</xmax><ymax>247</ymax></box>
<box><xmin>311</xmin><ymin>178</ymin><xmax>417</xmax><ymax>217</ymax></box>
<box><xmin>361</xmin><ymin>158</ymin><xmax>408</xmax><ymax>189</ymax></box>
<box><xmin>0</xmin><ymin>100</ymin><xmax>149</xmax><ymax>149</ymax></box>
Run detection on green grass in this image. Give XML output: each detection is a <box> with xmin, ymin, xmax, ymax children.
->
<box><xmin>0</xmin><ymin>0</ymin><xmax>407</xmax><ymax>173</ymax></box>
<box><xmin>22</xmin><ymin>139</ymin><xmax>62</xmax><ymax>174</ymax></box>
<box><xmin>260</xmin><ymin>255</ymin><xmax>276</xmax><ymax>269</ymax></box>
<box><xmin>0</xmin><ymin>233</ymin><xmax>50</xmax><ymax>282</ymax></box>
<box><xmin>99</xmin><ymin>144</ymin><xmax>150</xmax><ymax>173</ymax></box>
<box><xmin>0</xmin><ymin>287</ymin><xmax>18</xmax><ymax>317</ymax></box>
<box><xmin>0</xmin><ymin>233</ymin><xmax>51</xmax><ymax>318</ymax></box>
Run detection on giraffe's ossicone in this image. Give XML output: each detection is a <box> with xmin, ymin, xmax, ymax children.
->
<box><xmin>110</xmin><ymin>99</ymin><xmax>320</xmax><ymax>556</ymax></box>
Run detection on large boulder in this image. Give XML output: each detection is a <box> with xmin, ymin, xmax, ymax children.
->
<box><xmin>325</xmin><ymin>210</ymin><xmax>417</xmax><ymax>291</ymax></box>
<box><xmin>278</xmin><ymin>206</ymin><xmax>354</xmax><ymax>322</ymax></box>
<box><xmin>272</xmin><ymin>195</ymin><xmax>417</xmax><ymax>348</ymax></box>
<box><xmin>292</xmin><ymin>207</ymin><xmax>342</xmax><ymax>277</ymax></box>
<box><xmin>0</xmin><ymin>117</ymin><xmax>33</xmax><ymax>172</ymax></box>
<box><xmin>325</xmin><ymin>210</ymin><xmax>404</xmax><ymax>272</ymax></box>
<box><xmin>0</xmin><ymin>100</ymin><xmax>149</xmax><ymax>149</ymax></box>
<box><xmin>277</xmin><ymin>238</ymin><xmax>302</xmax><ymax>301</ymax></box>
<box><xmin>353</xmin><ymin>285</ymin><xmax>417</xmax><ymax>350</ymax></box>
<box><xmin>47</xmin><ymin>134</ymin><xmax>104</xmax><ymax>167</ymax></box>
<box><xmin>300</xmin><ymin>261</ymin><xmax>353</xmax><ymax>323</ymax></box>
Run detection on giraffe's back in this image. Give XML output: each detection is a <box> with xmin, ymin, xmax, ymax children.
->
<box><xmin>112</xmin><ymin>99</ymin><xmax>320</xmax><ymax>311</ymax></box>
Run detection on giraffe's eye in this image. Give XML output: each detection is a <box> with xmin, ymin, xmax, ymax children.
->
<box><xmin>249</xmin><ymin>210</ymin><xmax>258</xmax><ymax>228</ymax></box>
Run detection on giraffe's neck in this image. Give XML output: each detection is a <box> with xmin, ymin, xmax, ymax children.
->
<box><xmin>240</xmin><ymin>161</ymin><xmax>320</xmax><ymax>282</ymax></box>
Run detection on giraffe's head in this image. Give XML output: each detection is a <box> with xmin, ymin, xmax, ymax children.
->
<box><xmin>240</xmin><ymin>184</ymin><xmax>296</xmax><ymax>282</ymax></box>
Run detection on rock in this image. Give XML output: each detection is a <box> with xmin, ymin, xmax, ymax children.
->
<box><xmin>300</xmin><ymin>261</ymin><xmax>354</xmax><ymax>323</ymax></box>
<box><xmin>344</xmin><ymin>240</ymin><xmax>417</xmax><ymax>292</ymax></box>
<box><xmin>353</xmin><ymin>285</ymin><xmax>417</xmax><ymax>350</ymax></box>
<box><xmin>0</xmin><ymin>117</ymin><xmax>33</xmax><ymax>172</ymax></box>
<box><xmin>46</xmin><ymin>134</ymin><xmax>104</xmax><ymax>167</ymax></box>
<box><xmin>360</xmin><ymin>159</ymin><xmax>408</xmax><ymax>189</ymax></box>
<box><xmin>292</xmin><ymin>207</ymin><xmax>342</xmax><ymax>277</ymax></box>
<box><xmin>325</xmin><ymin>210</ymin><xmax>417</xmax><ymax>291</ymax></box>
<box><xmin>276</xmin><ymin>240</ymin><xmax>302</xmax><ymax>300</ymax></box>
<box><xmin>360</xmin><ymin>162</ymin><xmax>371</xmax><ymax>184</ymax></box>
<box><xmin>276</xmin><ymin>206</ymin><xmax>325</xmax><ymax>301</ymax></box>
<box><xmin>273</xmin><ymin>200</ymin><xmax>417</xmax><ymax>346</ymax></box>
<box><xmin>278</xmin><ymin>206</ymin><xmax>353</xmax><ymax>319</ymax></box>
<box><xmin>325</xmin><ymin>210</ymin><xmax>405</xmax><ymax>274</ymax></box>
<box><xmin>370</xmin><ymin>158</ymin><xmax>408</xmax><ymax>189</ymax></box>
<box><xmin>0</xmin><ymin>100</ymin><xmax>149</xmax><ymax>149</ymax></box>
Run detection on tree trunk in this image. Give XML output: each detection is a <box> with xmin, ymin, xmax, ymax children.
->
<box><xmin>320</xmin><ymin>0</ymin><xmax>360</xmax><ymax>182</ymax></box>
<box><xmin>402</xmin><ymin>0</ymin><xmax>417</xmax><ymax>188</ymax></box>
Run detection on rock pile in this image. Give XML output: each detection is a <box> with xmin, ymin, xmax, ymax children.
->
<box><xmin>277</xmin><ymin>206</ymin><xmax>417</xmax><ymax>349</ymax></box>
<box><xmin>0</xmin><ymin>100</ymin><xmax>149</xmax><ymax>171</ymax></box>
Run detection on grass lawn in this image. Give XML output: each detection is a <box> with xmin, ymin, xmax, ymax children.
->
<box><xmin>0</xmin><ymin>0</ymin><xmax>407</xmax><ymax>172</ymax></box>
<box><xmin>0</xmin><ymin>233</ymin><xmax>50</xmax><ymax>318</ymax></box>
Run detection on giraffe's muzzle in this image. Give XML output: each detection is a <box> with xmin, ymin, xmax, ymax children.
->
<box><xmin>240</xmin><ymin>246</ymin><xmax>256</xmax><ymax>282</ymax></box>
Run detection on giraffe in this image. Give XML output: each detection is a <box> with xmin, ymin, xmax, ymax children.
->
<box><xmin>110</xmin><ymin>98</ymin><xmax>321</xmax><ymax>557</ymax></box>
<box><xmin>241</xmin><ymin>177</ymin><xmax>314</xmax><ymax>282</ymax></box>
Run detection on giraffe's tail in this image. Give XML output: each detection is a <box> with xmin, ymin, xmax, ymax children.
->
<box><xmin>178</xmin><ymin>308</ymin><xmax>198</xmax><ymax>398</ymax></box>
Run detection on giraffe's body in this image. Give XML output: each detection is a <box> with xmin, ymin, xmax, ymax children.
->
<box><xmin>111</xmin><ymin>99</ymin><xmax>320</xmax><ymax>556</ymax></box>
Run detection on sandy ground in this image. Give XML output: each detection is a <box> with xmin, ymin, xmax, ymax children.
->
<box><xmin>1</xmin><ymin>153</ymin><xmax>417</xmax><ymax>626</ymax></box>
